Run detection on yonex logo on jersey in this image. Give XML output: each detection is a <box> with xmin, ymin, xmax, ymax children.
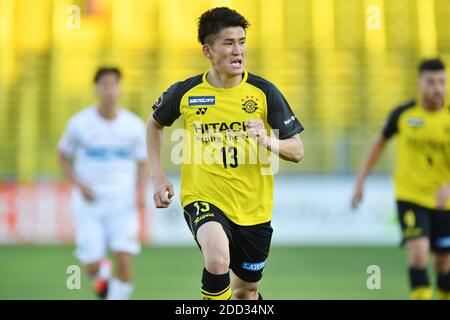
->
<box><xmin>188</xmin><ymin>96</ymin><xmax>215</xmax><ymax>106</ymax></box>
<box><xmin>196</xmin><ymin>108</ymin><xmax>208</xmax><ymax>115</ymax></box>
<box><xmin>241</xmin><ymin>261</ymin><xmax>266</xmax><ymax>271</ymax></box>
<box><xmin>407</xmin><ymin>118</ymin><xmax>424</xmax><ymax>127</ymax></box>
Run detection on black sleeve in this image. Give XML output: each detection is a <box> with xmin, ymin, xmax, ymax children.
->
<box><xmin>381</xmin><ymin>101</ymin><xmax>415</xmax><ymax>139</ymax></box>
<box><xmin>381</xmin><ymin>109</ymin><xmax>400</xmax><ymax>139</ymax></box>
<box><xmin>267</xmin><ymin>85</ymin><xmax>304</xmax><ymax>139</ymax></box>
<box><xmin>152</xmin><ymin>82</ymin><xmax>183</xmax><ymax>127</ymax></box>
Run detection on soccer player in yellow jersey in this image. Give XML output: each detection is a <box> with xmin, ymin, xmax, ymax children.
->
<box><xmin>351</xmin><ymin>59</ymin><xmax>450</xmax><ymax>300</ymax></box>
<box><xmin>147</xmin><ymin>7</ymin><xmax>304</xmax><ymax>300</ymax></box>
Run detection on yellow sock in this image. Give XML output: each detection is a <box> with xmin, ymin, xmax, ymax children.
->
<box><xmin>201</xmin><ymin>284</ymin><xmax>232</xmax><ymax>300</ymax></box>
<box><xmin>437</xmin><ymin>290</ymin><xmax>450</xmax><ymax>300</ymax></box>
<box><xmin>411</xmin><ymin>286</ymin><xmax>432</xmax><ymax>300</ymax></box>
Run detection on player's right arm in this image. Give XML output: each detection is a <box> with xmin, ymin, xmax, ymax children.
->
<box><xmin>351</xmin><ymin>104</ymin><xmax>408</xmax><ymax>209</ymax></box>
<box><xmin>57</xmin><ymin>118</ymin><xmax>95</xmax><ymax>202</ymax></box>
<box><xmin>146</xmin><ymin>116</ymin><xmax>174</xmax><ymax>208</ymax></box>
<box><xmin>58</xmin><ymin>152</ymin><xmax>95</xmax><ymax>202</ymax></box>
<box><xmin>147</xmin><ymin>83</ymin><xmax>182</xmax><ymax>208</ymax></box>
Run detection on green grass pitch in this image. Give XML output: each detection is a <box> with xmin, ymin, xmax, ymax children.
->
<box><xmin>0</xmin><ymin>245</ymin><xmax>415</xmax><ymax>299</ymax></box>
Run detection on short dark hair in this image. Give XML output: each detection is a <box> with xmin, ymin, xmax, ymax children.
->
<box><xmin>197</xmin><ymin>7</ymin><xmax>250</xmax><ymax>45</ymax></box>
<box><xmin>94</xmin><ymin>67</ymin><xmax>121</xmax><ymax>83</ymax></box>
<box><xmin>419</xmin><ymin>59</ymin><xmax>445</xmax><ymax>74</ymax></box>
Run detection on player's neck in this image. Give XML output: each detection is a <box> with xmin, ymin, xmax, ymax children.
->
<box><xmin>206</xmin><ymin>69</ymin><xmax>243</xmax><ymax>88</ymax></box>
<box><xmin>97</xmin><ymin>104</ymin><xmax>118</xmax><ymax>120</ymax></box>
<box><xmin>421</xmin><ymin>97</ymin><xmax>444</xmax><ymax>111</ymax></box>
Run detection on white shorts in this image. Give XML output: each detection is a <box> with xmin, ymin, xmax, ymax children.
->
<box><xmin>72</xmin><ymin>190</ymin><xmax>140</xmax><ymax>264</ymax></box>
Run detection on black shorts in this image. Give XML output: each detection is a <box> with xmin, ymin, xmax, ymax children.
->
<box><xmin>183</xmin><ymin>201</ymin><xmax>273</xmax><ymax>283</ymax></box>
<box><xmin>397</xmin><ymin>200</ymin><xmax>450</xmax><ymax>252</ymax></box>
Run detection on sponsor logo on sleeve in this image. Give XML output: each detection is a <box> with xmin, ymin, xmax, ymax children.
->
<box><xmin>153</xmin><ymin>93</ymin><xmax>164</xmax><ymax>110</ymax></box>
<box><xmin>284</xmin><ymin>115</ymin><xmax>296</xmax><ymax>125</ymax></box>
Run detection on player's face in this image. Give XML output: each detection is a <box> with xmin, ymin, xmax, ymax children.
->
<box><xmin>204</xmin><ymin>26</ymin><xmax>246</xmax><ymax>77</ymax></box>
<box><xmin>419</xmin><ymin>70</ymin><xmax>446</xmax><ymax>106</ymax></box>
<box><xmin>96</xmin><ymin>73</ymin><xmax>121</xmax><ymax>105</ymax></box>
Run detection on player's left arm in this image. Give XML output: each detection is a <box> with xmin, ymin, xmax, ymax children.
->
<box><xmin>246</xmin><ymin>119</ymin><xmax>304</xmax><ymax>163</ymax></box>
<box><xmin>136</xmin><ymin>162</ymin><xmax>148</xmax><ymax>210</ymax></box>
<box><xmin>267</xmin><ymin>132</ymin><xmax>304</xmax><ymax>163</ymax></box>
<box><xmin>253</xmin><ymin>83</ymin><xmax>304</xmax><ymax>163</ymax></box>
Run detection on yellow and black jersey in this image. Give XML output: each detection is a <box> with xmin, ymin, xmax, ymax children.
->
<box><xmin>152</xmin><ymin>70</ymin><xmax>304</xmax><ymax>225</ymax></box>
<box><xmin>382</xmin><ymin>100</ymin><xmax>450</xmax><ymax>210</ymax></box>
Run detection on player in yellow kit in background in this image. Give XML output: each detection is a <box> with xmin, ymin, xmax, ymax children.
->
<box><xmin>147</xmin><ymin>7</ymin><xmax>304</xmax><ymax>300</ymax></box>
<box><xmin>351</xmin><ymin>59</ymin><xmax>450</xmax><ymax>300</ymax></box>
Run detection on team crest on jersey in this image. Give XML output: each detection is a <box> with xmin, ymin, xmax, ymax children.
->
<box><xmin>241</xmin><ymin>96</ymin><xmax>258</xmax><ymax>114</ymax></box>
<box><xmin>407</xmin><ymin>118</ymin><xmax>424</xmax><ymax>127</ymax></box>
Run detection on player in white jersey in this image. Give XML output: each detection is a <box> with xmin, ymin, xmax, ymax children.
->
<box><xmin>58</xmin><ymin>67</ymin><xmax>148</xmax><ymax>300</ymax></box>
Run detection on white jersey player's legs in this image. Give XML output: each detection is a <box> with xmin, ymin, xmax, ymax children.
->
<box><xmin>73</xmin><ymin>192</ymin><xmax>107</xmax><ymax>264</ymax></box>
<box><xmin>106</xmin><ymin>203</ymin><xmax>141</xmax><ymax>256</ymax></box>
<box><xmin>96</xmin><ymin>258</ymin><xmax>112</xmax><ymax>280</ymax></box>
<box><xmin>106</xmin><ymin>278</ymin><xmax>134</xmax><ymax>300</ymax></box>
